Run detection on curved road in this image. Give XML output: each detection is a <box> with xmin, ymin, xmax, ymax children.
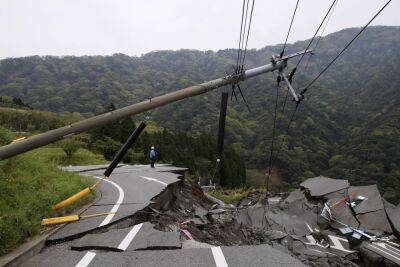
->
<box><xmin>22</xmin><ymin>164</ymin><xmax>305</xmax><ymax>267</ymax></box>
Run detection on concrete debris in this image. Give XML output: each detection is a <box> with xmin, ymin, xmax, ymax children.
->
<box><xmin>348</xmin><ymin>185</ymin><xmax>384</xmax><ymax>214</ymax></box>
<box><xmin>23</xmin><ymin>169</ymin><xmax>400</xmax><ymax>267</ymax></box>
<box><xmin>237</xmin><ymin>176</ymin><xmax>400</xmax><ymax>266</ymax></box>
<box><xmin>357</xmin><ymin>209</ymin><xmax>393</xmax><ymax>234</ymax></box>
<box><xmin>264</xmin><ymin>230</ymin><xmax>287</xmax><ymax>240</ymax></box>
<box><xmin>300</xmin><ymin>176</ymin><xmax>349</xmax><ymax>197</ymax></box>
<box><xmin>384</xmin><ymin>200</ymin><xmax>400</xmax><ymax>236</ymax></box>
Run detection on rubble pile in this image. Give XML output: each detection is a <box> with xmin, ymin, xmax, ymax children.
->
<box><xmin>236</xmin><ymin>176</ymin><xmax>400</xmax><ymax>266</ymax></box>
<box><xmin>146</xmin><ymin>177</ymin><xmax>399</xmax><ymax>266</ymax></box>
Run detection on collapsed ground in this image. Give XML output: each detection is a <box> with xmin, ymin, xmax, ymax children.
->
<box><xmin>19</xmin><ymin>170</ymin><xmax>400</xmax><ymax>267</ymax></box>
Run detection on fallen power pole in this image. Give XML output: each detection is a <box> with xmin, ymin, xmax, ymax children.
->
<box><xmin>0</xmin><ymin>50</ymin><xmax>311</xmax><ymax>160</ymax></box>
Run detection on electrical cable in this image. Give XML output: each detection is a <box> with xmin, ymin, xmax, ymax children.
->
<box><xmin>240</xmin><ymin>0</ymin><xmax>250</xmax><ymax>69</ymax></box>
<box><xmin>295</xmin><ymin>0</ymin><xmax>338</xmax><ymax>70</ymax></box>
<box><xmin>303</xmin><ymin>0</ymin><xmax>339</xmax><ymax>72</ymax></box>
<box><xmin>240</xmin><ymin>0</ymin><xmax>256</xmax><ymax>69</ymax></box>
<box><xmin>236</xmin><ymin>0</ymin><xmax>247</xmax><ymax>71</ymax></box>
<box><xmin>280</xmin><ymin>0</ymin><xmax>301</xmax><ymax>57</ymax></box>
<box><xmin>301</xmin><ymin>0</ymin><xmax>392</xmax><ymax>95</ymax></box>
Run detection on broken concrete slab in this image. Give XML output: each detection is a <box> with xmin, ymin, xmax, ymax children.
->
<box><xmin>384</xmin><ymin>200</ymin><xmax>400</xmax><ymax>237</ymax></box>
<box><xmin>329</xmin><ymin>199</ymin><xmax>360</xmax><ymax>230</ymax></box>
<box><xmin>264</xmin><ymin>230</ymin><xmax>287</xmax><ymax>240</ymax></box>
<box><xmin>236</xmin><ymin>204</ymin><xmax>268</xmax><ymax>229</ymax></box>
<box><xmin>283</xmin><ymin>189</ymin><xmax>305</xmax><ymax>203</ymax></box>
<box><xmin>357</xmin><ymin>209</ymin><xmax>393</xmax><ymax>234</ymax></box>
<box><xmin>71</xmin><ymin>222</ymin><xmax>181</xmax><ymax>251</ymax></box>
<box><xmin>300</xmin><ymin>176</ymin><xmax>349</xmax><ymax>197</ymax></box>
<box><xmin>348</xmin><ymin>185</ymin><xmax>384</xmax><ymax>214</ymax></box>
<box><xmin>267</xmin><ymin>212</ymin><xmax>314</xmax><ymax>237</ymax></box>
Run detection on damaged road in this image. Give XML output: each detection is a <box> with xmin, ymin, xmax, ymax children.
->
<box><xmin>236</xmin><ymin>176</ymin><xmax>400</xmax><ymax>266</ymax></box>
<box><xmin>20</xmin><ymin>164</ymin><xmax>305</xmax><ymax>267</ymax></box>
<box><xmin>18</xmin><ymin>170</ymin><xmax>399</xmax><ymax>266</ymax></box>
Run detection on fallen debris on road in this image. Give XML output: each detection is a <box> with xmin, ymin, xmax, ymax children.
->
<box><xmin>20</xmin><ymin>166</ymin><xmax>400</xmax><ymax>266</ymax></box>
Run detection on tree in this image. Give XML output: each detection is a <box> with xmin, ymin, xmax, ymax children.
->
<box><xmin>61</xmin><ymin>139</ymin><xmax>80</xmax><ymax>160</ymax></box>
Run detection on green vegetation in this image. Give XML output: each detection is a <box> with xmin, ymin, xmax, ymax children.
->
<box><xmin>0</xmin><ymin>128</ymin><xmax>97</xmax><ymax>255</ymax></box>
<box><xmin>60</xmin><ymin>139</ymin><xmax>81</xmax><ymax>161</ymax></box>
<box><xmin>209</xmin><ymin>187</ymin><xmax>267</xmax><ymax>204</ymax></box>
<box><xmin>31</xmin><ymin>147</ymin><xmax>107</xmax><ymax>166</ymax></box>
<box><xmin>0</xmin><ymin>26</ymin><xmax>399</xmax><ymax>202</ymax></box>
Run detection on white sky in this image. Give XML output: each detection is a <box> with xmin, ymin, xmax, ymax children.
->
<box><xmin>0</xmin><ymin>0</ymin><xmax>398</xmax><ymax>58</ymax></box>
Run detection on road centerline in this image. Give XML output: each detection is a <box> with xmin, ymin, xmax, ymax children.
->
<box><xmin>75</xmin><ymin>176</ymin><xmax>125</xmax><ymax>267</ymax></box>
<box><xmin>211</xmin><ymin>246</ymin><xmax>228</xmax><ymax>267</ymax></box>
<box><xmin>140</xmin><ymin>175</ymin><xmax>168</xmax><ymax>186</ymax></box>
<box><xmin>117</xmin><ymin>223</ymin><xmax>144</xmax><ymax>250</ymax></box>
<box><xmin>75</xmin><ymin>251</ymin><xmax>96</xmax><ymax>267</ymax></box>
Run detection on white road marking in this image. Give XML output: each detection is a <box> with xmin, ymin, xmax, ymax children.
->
<box><xmin>211</xmin><ymin>246</ymin><xmax>229</xmax><ymax>267</ymax></box>
<box><xmin>75</xmin><ymin>176</ymin><xmax>125</xmax><ymax>267</ymax></box>
<box><xmin>118</xmin><ymin>223</ymin><xmax>143</xmax><ymax>250</ymax></box>
<box><xmin>140</xmin><ymin>176</ymin><xmax>168</xmax><ymax>186</ymax></box>
<box><xmin>92</xmin><ymin>176</ymin><xmax>126</xmax><ymax>226</ymax></box>
<box><xmin>75</xmin><ymin>251</ymin><xmax>96</xmax><ymax>267</ymax></box>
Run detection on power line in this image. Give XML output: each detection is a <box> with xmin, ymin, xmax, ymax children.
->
<box><xmin>295</xmin><ymin>0</ymin><xmax>339</xmax><ymax>70</ymax></box>
<box><xmin>301</xmin><ymin>0</ymin><xmax>392</xmax><ymax>95</ymax></box>
<box><xmin>280</xmin><ymin>0</ymin><xmax>301</xmax><ymax>57</ymax></box>
<box><xmin>235</xmin><ymin>0</ymin><xmax>247</xmax><ymax>71</ymax></box>
<box><xmin>240</xmin><ymin>0</ymin><xmax>256</xmax><ymax>69</ymax></box>
<box><xmin>303</xmin><ymin>0</ymin><xmax>339</xmax><ymax>72</ymax></box>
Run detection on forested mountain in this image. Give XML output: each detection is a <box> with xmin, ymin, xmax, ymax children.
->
<box><xmin>0</xmin><ymin>26</ymin><xmax>399</xmax><ymax>202</ymax></box>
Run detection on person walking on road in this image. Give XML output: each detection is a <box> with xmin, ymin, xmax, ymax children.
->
<box><xmin>149</xmin><ymin>146</ymin><xmax>157</xmax><ymax>168</ymax></box>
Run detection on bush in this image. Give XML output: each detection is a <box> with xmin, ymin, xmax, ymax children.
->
<box><xmin>0</xmin><ymin>126</ymin><xmax>12</xmax><ymax>146</ymax></box>
<box><xmin>60</xmin><ymin>139</ymin><xmax>81</xmax><ymax>160</ymax></box>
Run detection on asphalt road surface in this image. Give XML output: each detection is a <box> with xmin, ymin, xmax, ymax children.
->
<box><xmin>22</xmin><ymin>164</ymin><xmax>305</xmax><ymax>267</ymax></box>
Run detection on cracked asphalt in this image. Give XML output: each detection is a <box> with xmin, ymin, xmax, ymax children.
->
<box><xmin>21</xmin><ymin>164</ymin><xmax>306</xmax><ymax>267</ymax></box>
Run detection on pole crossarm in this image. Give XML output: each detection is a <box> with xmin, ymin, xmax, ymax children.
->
<box><xmin>0</xmin><ymin>50</ymin><xmax>311</xmax><ymax>160</ymax></box>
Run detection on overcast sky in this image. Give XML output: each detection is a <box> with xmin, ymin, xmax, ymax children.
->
<box><xmin>1</xmin><ymin>0</ymin><xmax>398</xmax><ymax>58</ymax></box>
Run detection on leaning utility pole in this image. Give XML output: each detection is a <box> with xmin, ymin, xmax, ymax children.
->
<box><xmin>217</xmin><ymin>92</ymin><xmax>229</xmax><ymax>186</ymax></box>
<box><xmin>0</xmin><ymin>50</ymin><xmax>311</xmax><ymax>160</ymax></box>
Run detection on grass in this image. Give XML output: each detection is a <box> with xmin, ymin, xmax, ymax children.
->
<box><xmin>31</xmin><ymin>147</ymin><xmax>107</xmax><ymax>166</ymax></box>
<box><xmin>246</xmin><ymin>169</ymin><xmax>266</xmax><ymax>187</ymax></box>
<box><xmin>209</xmin><ymin>187</ymin><xmax>267</xmax><ymax>204</ymax></box>
<box><xmin>0</xmin><ymin>146</ymin><xmax>101</xmax><ymax>255</ymax></box>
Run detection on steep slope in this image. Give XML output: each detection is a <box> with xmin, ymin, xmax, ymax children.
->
<box><xmin>0</xmin><ymin>26</ymin><xmax>398</xmax><ymax>201</ymax></box>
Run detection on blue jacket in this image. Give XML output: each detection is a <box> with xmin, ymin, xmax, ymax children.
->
<box><xmin>150</xmin><ymin>149</ymin><xmax>157</xmax><ymax>159</ymax></box>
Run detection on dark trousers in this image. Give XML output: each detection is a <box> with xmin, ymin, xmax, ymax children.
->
<box><xmin>150</xmin><ymin>157</ymin><xmax>156</xmax><ymax>168</ymax></box>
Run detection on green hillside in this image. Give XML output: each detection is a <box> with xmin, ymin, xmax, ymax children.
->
<box><xmin>0</xmin><ymin>26</ymin><xmax>399</xmax><ymax>202</ymax></box>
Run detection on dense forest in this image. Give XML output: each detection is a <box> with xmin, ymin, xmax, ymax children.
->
<box><xmin>0</xmin><ymin>26</ymin><xmax>398</xmax><ymax>202</ymax></box>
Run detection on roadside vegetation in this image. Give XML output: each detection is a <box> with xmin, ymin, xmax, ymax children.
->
<box><xmin>0</xmin><ymin>127</ymin><xmax>97</xmax><ymax>255</ymax></box>
<box><xmin>209</xmin><ymin>187</ymin><xmax>267</xmax><ymax>204</ymax></box>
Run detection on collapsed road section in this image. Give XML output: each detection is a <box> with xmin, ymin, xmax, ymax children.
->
<box><xmin>18</xmin><ymin>168</ymin><xmax>399</xmax><ymax>267</ymax></box>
